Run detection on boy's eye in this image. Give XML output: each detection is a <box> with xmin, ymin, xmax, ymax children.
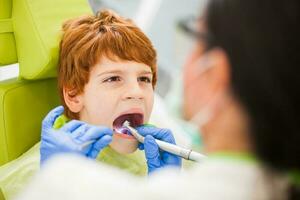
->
<box><xmin>103</xmin><ymin>76</ymin><xmax>121</xmax><ymax>82</ymax></box>
<box><xmin>138</xmin><ymin>76</ymin><xmax>152</xmax><ymax>83</ymax></box>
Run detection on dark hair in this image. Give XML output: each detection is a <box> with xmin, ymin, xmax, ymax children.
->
<box><xmin>205</xmin><ymin>0</ymin><xmax>300</xmax><ymax>198</ymax></box>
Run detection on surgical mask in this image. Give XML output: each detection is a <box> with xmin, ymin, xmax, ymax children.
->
<box><xmin>189</xmin><ymin>104</ymin><xmax>213</xmax><ymax>131</ymax></box>
<box><xmin>188</xmin><ymin>88</ymin><xmax>229</xmax><ymax>142</ymax></box>
<box><xmin>186</xmin><ymin>54</ymin><xmax>214</xmax><ymax>131</ymax></box>
<box><xmin>165</xmin><ymin>71</ymin><xmax>203</xmax><ymax>147</ymax></box>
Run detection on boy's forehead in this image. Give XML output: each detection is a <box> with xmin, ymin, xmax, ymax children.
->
<box><xmin>93</xmin><ymin>57</ymin><xmax>152</xmax><ymax>73</ymax></box>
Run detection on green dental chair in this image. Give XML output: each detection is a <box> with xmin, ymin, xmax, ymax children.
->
<box><xmin>0</xmin><ymin>0</ymin><xmax>92</xmax><ymax>198</ymax></box>
<box><xmin>0</xmin><ymin>0</ymin><xmax>92</xmax><ymax>167</ymax></box>
<box><xmin>0</xmin><ymin>0</ymin><xmax>93</xmax><ymax>166</ymax></box>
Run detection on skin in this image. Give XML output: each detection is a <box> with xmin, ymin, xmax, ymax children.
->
<box><xmin>183</xmin><ymin>42</ymin><xmax>253</xmax><ymax>154</ymax></box>
<box><xmin>64</xmin><ymin>56</ymin><xmax>154</xmax><ymax>131</ymax></box>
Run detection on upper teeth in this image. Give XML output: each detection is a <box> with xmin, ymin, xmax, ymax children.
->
<box><xmin>123</xmin><ymin>120</ymin><xmax>130</xmax><ymax>127</ymax></box>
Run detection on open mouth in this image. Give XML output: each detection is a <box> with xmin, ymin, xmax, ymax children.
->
<box><xmin>113</xmin><ymin>113</ymin><xmax>144</xmax><ymax>135</ymax></box>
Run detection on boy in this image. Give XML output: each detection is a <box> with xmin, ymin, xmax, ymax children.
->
<box><xmin>52</xmin><ymin>9</ymin><xmax>157</xmax><ymax>174</ymax></box>
<box><xmin>0</xmin><ymin>9</ymin><xmax>157</xmax><ymax>199</ymax></box>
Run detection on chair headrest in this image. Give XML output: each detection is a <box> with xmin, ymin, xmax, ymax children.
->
<box><xmin>0</xmin><ymin>0</ymin><xmax>92</xmax><ymax>79</ymax></box>
<box><xmin>0</xmin><ymin>0</ymin><xmax>17</xmax><ymax>66</ymax></box>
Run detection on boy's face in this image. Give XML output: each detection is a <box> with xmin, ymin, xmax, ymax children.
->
<box><xmin>75</xmin><ymin>57</ymin><xmax>154</xmax><ymax>131</ymax></box>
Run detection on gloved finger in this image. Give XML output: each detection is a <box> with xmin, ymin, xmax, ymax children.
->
<box><xmin>78</xmin><ymin>126</ymin><xmax>113</xmax><ymax>143</ymax></box>
<box><xmin>144</xmin><ymin>135</ymin><xmax>161</xmax><ymax>172</ymax></box>
<box><xmin>60</xmin><ymin>120</ymin><xmax>85</xmax><ymax>133</ymax></box>
<box><xmin>42</xmin><ymin>131</ymin><xmax>81</xmax><ymax>154</ymax></box>
<box><xmin>87</xmin><ymin>135</ymin><xmax>113</xmax><ymax>159</ymax></box>
<box><xmin>42</xmin><ymin>106</ymin><xmax>64</xmax><ymax>130</ymax></box>
<box><xmin>158</xmin><ymin>131</ymin><xmax>176</xmax><ymax>144</ymax></box>
<box><xmin>138</xmin><ymin>143</ymin><xmax>144</xmax><ymax>150</ymax></box>
<box><xmin>136</xmin><ymin>126</ymin><xmax>176</xmax><ymax>144</ymax></box>
<box><xmin>161</xmin><ymin>151</ymin><xmax>182</xmax><ymax>166</ymax></box>
<box><xmin>70</xmin><ymin>124</ymin><xmax>89</xmax><ymax>139</ymax></box>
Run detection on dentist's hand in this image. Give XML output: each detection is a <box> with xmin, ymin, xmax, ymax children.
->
<box><xmin>136</xmin><ymin>126</ymin><xmax>182</xmax><ymax>174</ymax></box>
<box><xmin>40</xmin><ymin>106</ymin><xmax>113</xmax><ymax>165</ymax></box>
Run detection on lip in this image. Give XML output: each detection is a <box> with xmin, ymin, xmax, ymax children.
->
<box><xmin>118</xmin><ymin>108</ymin><xmax>144</xmax><ymax>117</ymax></box>
<box><xmin>114</xmin><ymin>132</ymin><xmax>137</xmax><ymax>139</ymax></box>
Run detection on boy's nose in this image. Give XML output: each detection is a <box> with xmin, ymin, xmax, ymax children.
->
<box><xmin>123</xmin><ymin>81</ymin><xmax>144</xmax><ymax>100</ymax></box>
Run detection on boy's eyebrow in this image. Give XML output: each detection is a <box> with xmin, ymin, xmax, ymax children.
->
<box><xmin>96</xmin><ymin>70</ymin><xmax>123</xmax><ymax>77</ymax></box>
<box><xmin>96</xmin><ymin>69</ymin><xmax>153</xmax><ymax>77</ymax></box>
<box><xmin>139</xmin><ymin>71</ymin><xmax>153</xmax><ymax>75</ymax></box>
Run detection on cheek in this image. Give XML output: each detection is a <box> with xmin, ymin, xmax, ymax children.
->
<box><xmin>183</xmin><ymin>57</ymin><xmax>196</xmax><ymax>88</ymax></box>
<box><xmin>82</xmin><ymin>88</ymin><xmax>118</xmax><ymax>126</ymax></box>
<box><xmin>183</xmin><ymin>82</ymin><xmax>197</xmax><ymax>120</ymax></box>
<box><xmin>144</xmin><ymin>88</ymin><xmax>154</xmax><ymax>122</ymax></box>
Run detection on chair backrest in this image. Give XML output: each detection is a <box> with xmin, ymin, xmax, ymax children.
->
<box><xmin>0</xmin><ymin>0</ymin><xmax>92</xmax><ymax>166</ymax></box>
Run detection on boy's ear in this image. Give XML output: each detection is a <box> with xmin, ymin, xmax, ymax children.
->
<box><xmin>63</xmin><ymin>87</ymin><xmax>83</xmax><ymax>113</ymax></box>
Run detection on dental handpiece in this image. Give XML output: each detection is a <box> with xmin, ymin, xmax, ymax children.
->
<box><xmin>123</xmin><ymin>122</ymin><xmax>206</xmax><ymax>163</ymax></box>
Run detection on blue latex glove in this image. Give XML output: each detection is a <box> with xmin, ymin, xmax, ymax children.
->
<box><xmin>135</xmin><ymin>126</ymin><xmax>182</xmax><ymax>174</ymax></box>
<box><xmin>40</xmin><ymin>106</ymin><xmax>113</xmax><ymax>165</ymax></box>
